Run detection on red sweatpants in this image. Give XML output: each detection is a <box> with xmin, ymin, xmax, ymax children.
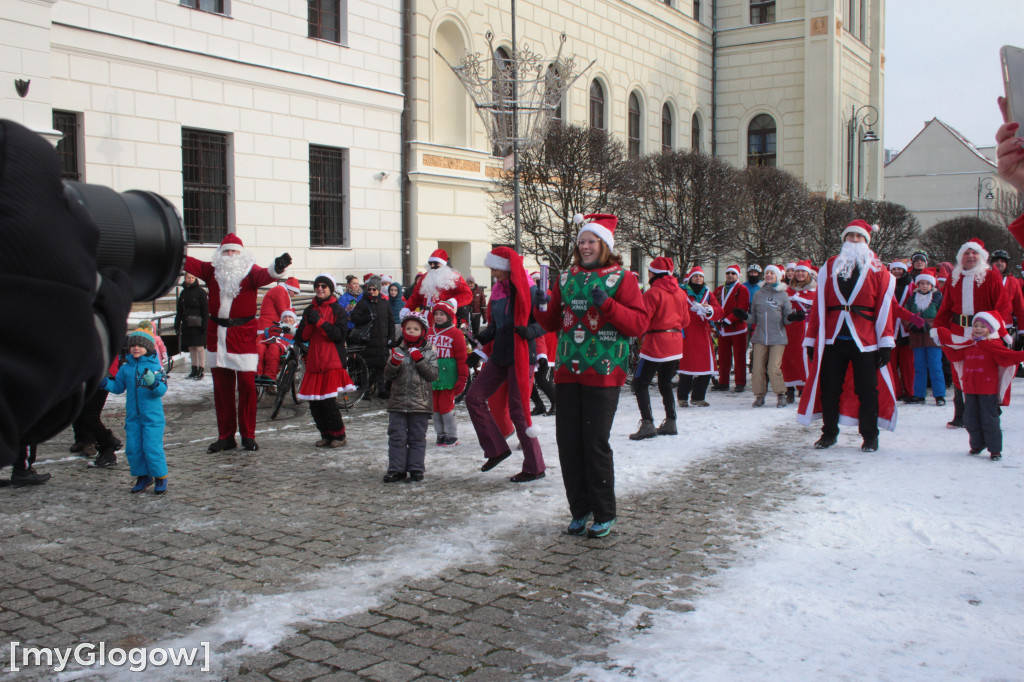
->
<box><xmin>212</xmin><ymin>368</ymin><xmax>257</xmax><ymax>439</ymax></box>
<box><xmin>432</xmin><ymin>388</ymin><xmax>456</xmax><ymax>414</ymax></box>
<box><xmin>256</xmin><ymin>341</ymin><xmax>286</xmax><ymax>377</ymax></box>
<box><xmin>717</xmin><ymin>333</ymin><xmax>747</xmax><ymax>388</ymax></box>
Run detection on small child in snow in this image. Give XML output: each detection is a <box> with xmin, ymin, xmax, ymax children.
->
<box><xmin>904</xmin><ymin>268</ymin><xmax>945</xmax><ymax>405</ymax></box>
<box><xmin>105</xmin><ymin>328</ymin><xmax>170</xmax><ymax>493</ymax></box>
<box><xmin>934</xmin><ymin>311</ymin><xmax>1024</xmax><ymax>461</ymax></box>
<box><xmin>382</xmin><ymin>312</ymin><xmax>439</xmax><ymax>482</ymax></box>
<box><xmin>257</xmin><ymin>309</ymin><xmax>297</xmax><ymax>381</ymax></box>
<box><xmin>428</xmin><ymin>299</ymin><xmax>469</xmax><ymax>447</ymax></box>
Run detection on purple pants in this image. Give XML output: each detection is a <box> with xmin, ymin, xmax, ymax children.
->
<box><xmin>466</xmin><ymin>360</ymin><xmax>545</xmax><ymax>475</ymax></box>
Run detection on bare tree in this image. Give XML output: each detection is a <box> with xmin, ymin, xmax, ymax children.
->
<box><xmin>615</xmin><ymin>150</ymin><xmax>740</xmax><ymax>273</ymax></box>
<box><xmin>990</xmin><ymin>187</ymin><xmax>1024</xmax><ymax>230</ymax></box>
<box><xmin>801</xmin><ymin>196</ymin><xmax>854</xmax><ymax>266</ymax></box>
<box><xmin>491</xmin><ymin>124</ymin><xmax>627</xmax><ymax>273</ymax></box>
<box><xmin>735</xmin><ymin>166</ymin><xmax>816</xmax><ymax>266</ymax></box>
<box><xmin>854</xmin><ymin>199</ymin><xmax>921</xmax><ymax>263</ymax></box>
<box><xmin>918</xmin><ymin>216</ymin><xmax>1022</xmax><ymax>265</ymax></box>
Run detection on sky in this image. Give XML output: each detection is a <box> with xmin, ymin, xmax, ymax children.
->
<box><xmin>884</xmin><ymin>1</ymin><xmax>1024</xmax><ymax>154</ymax></box>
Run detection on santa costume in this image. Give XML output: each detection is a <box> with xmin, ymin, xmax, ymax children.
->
<box><xmin>677</xmin><ymin>266</ymin><xmax>723</xmax><ymax>406</ymax></box>
<box><xmin>184</xmin><ymin>234</ymin><xmax>291</xmax><ymax>451</ymax></box>
<box><xmin>403</xmin><ymin>248</ymin><xmax>473</xmax><ymax>322</ymax></box>
<box><xmin>782</xmin><ymin>260</ymin><xmax>816</xmax><ymax>391</ymax></box>
<box><xmin>888</xmin><ymin>260</ymin><xmax>916</xmax><ymax>398</ymax></box>
<box><xmin>428</xmin><ymin>298</ymin><xmax>469</xmax><ymax>447</ymax></box>
<box><xmin>713</xmin><ymin>264</ymin><xmax>750</xmax><ymax>391</ymax></box>
<box><xmin>257</xmin><ymin>276</ymin><xmax>300</xmax><ymax>332</ymax></box>
<box><xmin>797</xmin><ymin>220</ymin><xmax>898</xmax><ymax>447</ymax></box>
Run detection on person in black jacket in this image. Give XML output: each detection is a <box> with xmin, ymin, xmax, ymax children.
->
<box><xmin>350</xmin><ymin>276</ymin><xmax>395</xmax><ymax>399</ymax></box>
<box><xmin>174</xmin><ymin>272</ymin><xmax>209</xmax><ymax>380</ymax></box>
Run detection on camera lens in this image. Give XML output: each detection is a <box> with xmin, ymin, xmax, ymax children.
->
<box><xmin>64</xmin><ymin>181</ymin><xmax>186</xmax><ymax>302</ymax></box>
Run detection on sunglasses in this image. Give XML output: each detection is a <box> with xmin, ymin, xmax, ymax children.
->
<box><xmin>314</xmin><ymin>283</ymin><xmax>331</xmax><ymax>290</ymax></box>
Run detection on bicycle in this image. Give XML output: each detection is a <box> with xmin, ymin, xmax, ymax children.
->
<box><xmin>337</xmin><ymin>344</ymin><xmax>369</xmax><ymax>410</ymax></box>
<box><xmin>269</xmin><ymin>340</ymin><xmax>306</xmax><ymax>420</ymax></box>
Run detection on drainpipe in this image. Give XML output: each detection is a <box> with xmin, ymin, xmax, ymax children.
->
<box><xmin>401</xmin><ymin>0</ymin><xmax>414</xmax><ymax>286</ymax></box>
<box><xmin>711</xmin><ymin>0</ymin><xmax>717</xmax><ymax>157</ymax></box>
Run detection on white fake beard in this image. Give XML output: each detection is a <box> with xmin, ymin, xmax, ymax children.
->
<box><xmin>212</xmin><ymin>250</ymin><xmax>255</xmax><ymax>300</ymax></box>
<box><xmin>951</xmin><ymin>260</ymin><xmax>988</xmax><ymax>288</ymax></box>
<box><xmin>914</xmin><ymin>291</ymin><xmax>933</xmax><ymax>312</ymax></box>
<box><xmin>419</xmin><ymin>265</ymin><xmax>458</xmax><ymax>302</ymax></box>
<box><xmin>834</xmin><ymin>241</ymin><xmax>874</xmax><ymax>280</ymax></box>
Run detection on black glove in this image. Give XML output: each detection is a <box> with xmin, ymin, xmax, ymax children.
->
<box><xmin>466</xmin><ymin>353</ymin><xmax>481</xmax><ymax>369</ymax></box>
<box><xmin>787</xmin><ymin>310</ymin><xmax>806</xmax><ymax>322</ymax></box>
<box><xmin>732</xmin><ymin>307</ymin><xmax>749</xmax><ymax>321</ymax></box>
<box><xmin>537</xmin><ymin>357</ymin><xmax>548</xmax><ymax>373</ymax></box>
<box><xmin>274</xmin><ymin>252</ymin><xmax>292</xmax><ymax>273</ymax></box>
<box><xmin>806</xmin><ymin>347</ymin><xmax>814</xmax><ymax>362</ymax></box>
<box><xmin>876</xmin><ymin>347</ymin><xmax>891</xmax><ymax>368</ymax></box>
<box><xmin>532</xmin><ymin>287</ymin><xmax>550</xmax><ymax>307</ymax></box>
<box><xmin>305</xmin><ymin>308</ymin><xmax>320</xmax><ymax>324</ymax></box>
<box><xmin>591</xmin><ymin>286</ymin><xmax>609</xmax><ymax>307</ymax></box>
<box><xmin>514</xmin><ymin>325</ymin><xmax>530</xmax><ymax>339</ymax></box>
<box><xmin>907</xmin><ymin>323</ymin><xmax>923</xmax><ymax>333</ymax></box>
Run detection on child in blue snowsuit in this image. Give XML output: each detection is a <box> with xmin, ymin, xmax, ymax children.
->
<box><xmin>105</xmin><ymin>328</ymin><xmax>169</xmax><ymax>494</ymax></box>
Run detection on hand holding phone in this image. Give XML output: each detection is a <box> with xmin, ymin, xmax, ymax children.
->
<box><xmin>998</xmin><ymin>46</ymin><xmax>1024</xmax><ymax>193</ymax></box>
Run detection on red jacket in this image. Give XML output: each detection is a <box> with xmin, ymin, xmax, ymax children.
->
<box><xmin>934</xmin><ymin>267</ymin><xmax>1011</xmax><ymax>344</ymax></box>
<box><xmin>1001</xmin><ymin>274</ymin><xmax>1024</xmax><ymax>332</ymax></box>
<box><xmin>427</xmin><ymin>323</ymin><xmax>469</xmax><ymax>395</ymax></box>
<box><xmin>301</xmin><ymin>296</ymin><xmax>346</xmax><ymax>373</ymax></box>
<box><xmin>713</xmin><ymin>281</ymin><xmax>750</xmax><ymax>336</ymax></box>
<box><xmin>938</xmin><ymin>332</ymin><xmax>1024</xmax><ymax>405</ymax></box>
<box><xmin>639</xmin><ymin>275</ymin><xmax>689</xmax><ymax>361</ymax></box>
<box><xmin>804</xmin><ymin>256</ymin><xmax>895</xmax><ymax>352</ymax></box>
<box><xmin>258</xmin><ymin>284</ymin><xmax>292</xmax><ymax>332</ymax></box>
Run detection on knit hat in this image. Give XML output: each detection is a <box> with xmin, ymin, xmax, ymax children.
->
<box><xmin>686</xmin><ymin>266</ymin><xmax>705</xmax><ymax>281</ymax></box>
<box><xmin>648</xmin><ymin>256</ymin><xmax>674</xmax><ymax>275</ymax></box>
<box><xmin>430</xmin><ymin>298</ymin><xmax>457</xmax><ymax>323</ymax></box>
<box><xmin>313</xmin><ymin>273</ymin><xmax>336</xmax><ymax>294</ymax></box>
<box><xmin>747</xmin><ymin>263</ymin><xmax>762</xmax><ymax>273</ymax></box>
<box><xmin>725</xmin><ymin>264</ymin><xmax>742</xmax><ymax>277</ymax></box>
<box><xmin>573</xmin><ymin>213</ymin><xmax>618</xmax><ymax>250</ymax></box>
<box><xmin>283</xmin><ymin>277</ymin><xmax>301</xmax><ymax>294</ymax></box>
<box><xmin>218</xmin><ymin>232</ymin><xmax>244</xmax><ymax>254</ymax></box>
<box><xmin>795</xmin><ymin>260</ymin><xmax>815</xmax><ymax>274</ymax></box>
<box><xmin>127</xmin><ymin>328</ymin><xmax>157</xmax><ymax>355</ymax></box>
<box><xmin>428</xmin><ymin>249</ymin><xmax>449</xmax><ymax>265</ymax></box>
<box><xmin>366</xmin><ymin>275</ymin><xmax>382</xmax><ymax>292</ymax></box>
<box><xmin>915</xmin><ymin>268</ymin><xmax>937</xmax><ymax>286</ymax></box>
<box><xmin>911</xmin><ymin>250</ymin><xmax>928</xmax><ymax>264</ymax></box>
<box><xmin>842</xmin><ymin>219</ymin><xmax>877</xmax><ymax>243</ymax></box>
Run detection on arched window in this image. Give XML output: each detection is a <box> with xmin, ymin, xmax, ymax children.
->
<box><xmin>590</xmin><ymin>80</ymin><xmax>606</xmax><ymax>132</ymax></box>
<box><xmin>691</xmin><ymin>113</ymin><xmax>701</xmax><ymax>152</ymax></box>
<box><xmin>628</xmin><ymin>92</ymin><xmax>642</xmax><ymax>159</ymax></box>
<box><xmin>433</xmin><ymin>22</ymin><xmax>469</xmax><ymax>147</ymax></box>
<box><xmin>492</xmin><ymin>46</ymin><xmax>513</xmax><ymax>157</ymax></box>
<box><xmin>662</xmin><ymin>104</ymin><xmax>674</xmax><ymax>152</ymax></box>
<box><xmin>747</xmin><ymin>114</ymin><xmax>776</xmax><ymax>167</ymax></box>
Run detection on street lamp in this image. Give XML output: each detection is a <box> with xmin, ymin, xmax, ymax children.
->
<box><xmin>977</xmin><ymin>176</ymin><xmax>996</xmax><ymax>218</ymax></box>
<box><xmin>847</xmin><ymin>104</ymin><xmax>880</xmax><ymax>202</ymax></box>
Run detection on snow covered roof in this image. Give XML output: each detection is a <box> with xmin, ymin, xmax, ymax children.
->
<box><xmin>885</xmin><ymin>118</ymin><xmax>997</xmax><ymax>169</ymax></box>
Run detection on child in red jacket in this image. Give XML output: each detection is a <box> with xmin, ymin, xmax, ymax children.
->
<box><xmin>934</xmin><ymin>311</ymin><xmax>1024</xmax><ymax>461</ymax></box>
<box><xmin>428</xmin><ymin>299</ymin><xmax>469</xmax><ymax>447</ymax></box>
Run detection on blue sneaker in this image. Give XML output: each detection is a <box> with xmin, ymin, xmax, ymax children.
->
<box><xmin>154</xmin><ymin>477</ymin><xmax>168</xmax><ymax>495</ymax></box>
<box><xmin>566</xmin><ymin>513</ymin><xmax>592</xmax><ymax>536</ymax></box>
<box><xmin>130</xmin><ymin>476</ymin><xmax>154</xmax><ymax>493</ymax></box>
<box><xmin>587</xmin><ymin>518</ymin><xmax>617</xmax><ymax>538</ymax></box>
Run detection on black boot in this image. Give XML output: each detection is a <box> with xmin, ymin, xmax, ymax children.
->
<box><xmin>196</xmin><ymin>367</ymin><xmax>205</xmax><ymax>381</ymax></box>
<box><xmin>814</xmin><ymin>434</ymin><xmax>837</xmax><ymax>449</ymax></box>
<box><xmin>207</xmin><ymin>437</ymin><xmax>237</xmax><ymax>453</ymax></box>
<box><xmin>861</xmin><ymin>436</ymin><xmax>879</xmax><ymax>452</ymax></box>
<box><xmin>89</xmin><ymin>447</ymin><xmax>117</xmax><ymax>468</ymax></box>
<box><xmin>241</xmin><ymin>438</ymin><xmax>259</xmax><ymax>452</ymax></box>
<box><xmin>786</xmin><ymin>387</ymin><xmax>795</xmax><ymax>404</ymax></box>
<box><xmin>187</xmin><ymin>366</ymin><xmax>199</xmax><ymax>379</ymax></box>
<box><xmin>10</xmin><ymin>467</ymin><xmax>51</xmax><ymax>487</ymax></box>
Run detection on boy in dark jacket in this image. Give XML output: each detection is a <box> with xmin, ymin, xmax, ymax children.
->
<box><xmin>383</xmin><ymin>312</ymin><xmax>439</xmax><ymax>481</ymax></box>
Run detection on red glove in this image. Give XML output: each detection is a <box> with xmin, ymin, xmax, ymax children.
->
<box><xmin>390</xmin><ymin>348</ymin><xmax>404</xmax><ymax>365</ymax></box>
<box><xmin>409</xmin><ymin>348</ymin><xmax>423</xmax><ymax>362</ymax></box>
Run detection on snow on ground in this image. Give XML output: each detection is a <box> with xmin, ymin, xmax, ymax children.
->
<box><xmin>576</xmin><ymin>385</ymin><xmax>1024</xmax><ymax>681</ymax></box>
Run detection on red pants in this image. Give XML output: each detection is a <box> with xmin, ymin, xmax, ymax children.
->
<box><xmin>256</xmin><ymin>341</ymin><xmax>286</xmax><ymax>377</ymax></box>
<box><xmin>211</xmin><ymin>368</ymin><xmax>257</xmax><ymax>439</ymax></box>
<box><xmin>891</xmin><ymin>344</ymin><xmax>915</xmax><ymax>398</ymax></box>
<box><xmin>432</xmin><ymin>389</ymin><xmax>455</xmax><ymax>414</ymax></box>
<box><xmin>718</xmin><ymin>333</ymin><xmax>747</xmax><ymax>388</ymax></box>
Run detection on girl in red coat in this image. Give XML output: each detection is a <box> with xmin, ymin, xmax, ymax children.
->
<box><xmin>677</xmin><ymin>266</ymin><xmax>723</xmax><ymax>407</ymax></box>
<box><xmin>630</xmin><ymin>257</ymin><xmax>690</xmax><ymax>439</ymax></box>
<box><xmin>297</xmin><ymin>274</ymin><xmax>355</xmax><ymax>448</ymax></box>
<box><xmin>428</xmin><ymin>299</ymin><xmax>469</xmax><ymax>447</ymax></box>
<box><xmin>782</xmin><ymin>260</ymin><xmax>817</xmax><ymax>402</ymax></box>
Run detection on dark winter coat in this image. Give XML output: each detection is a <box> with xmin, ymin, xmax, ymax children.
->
<box><xmin>384</xmin><ymin>340</ymin><xmax>439</xmax><ymax>413</ymax></box>
<box><xmin>174</xmin><ymin>281</ymin><xmax>209</xmax><ymax>350</ymax></box>
<box><xmin>350</xmin><ymin>293</ymin><xmax>395</xmax><ymax>367</ymax></box>
<box><xmin>388</xmin><ymin>282</ymin><xmax>405</xmax><ymax>321</ymax></box>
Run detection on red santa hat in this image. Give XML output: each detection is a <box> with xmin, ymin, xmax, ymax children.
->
<box><xmin>280</xmin><ymin>309</ymin><xmax>298</xmax><ymax>322</ymax></box>
<box><xmin>686</xmin><ymin>265</ymin><xmax>705</xmax><ymax>281</ymax></box>
<box><xmin>283</xmin><ymin>277</ymin><xmax>301</xmax><ymax>294</ymax></box>
<box><xmin>841</xmin><ymin>219</ymin><xmax>878</xmax><ymax>243</ymax></box>
<box><xmin>486</xmin><ymin>246</ymin><xmax>538</xmax><ymax>437</ymax></box>
<box><xmin>956</xmin><ymin>238</ymin><xmax>989</xmax><ymax>265</ymax></box>
<box><xmin>574</xmin><ymin>213</ymin><xmax>618</xmax><ymax>250</ymax></box>
<box><xmin>218</xmin><ymin>232</ymin><xmax>244</xmax><ymax>254</ymax></box>
<box><xmin>915</xmin><ymin>268</ymin><xmax>937</xmax><ymax>286</ymax></box>
<box><xmin>648</xmin><ymin>256</ymin><xmax>675</xmax><ymax>275</ymax></box>
<box><xmin>785</xmin><ymin>262</ymin><xmax>797</xmax><ymax>271</ymax></box>
<box><xmin>795</xmin><ymin>259</ymin><xmax>815</xmax><ymax>274</ymax></box>
<box><xmin>428</xmin><ymin>248</ymin><xmax>449</xmax><ymax>266</ymax></box>
<box><xmin>363</xmin><ymin>273</ymin><xmax>375</xmax><ymax>282</ymax></box>
<box><xmin>889</xmin><ymin>259</ymin><xmax>909</xmax><ymax>272</ymax></box>
<box><xmin>529</xmin><ymin>271</ymin><xmax>541</xmax><ymax>281</ymax></box>
<box><xmin>381</xmin><ymin>274</ymin><xmax>394</xmax><ymax>284</ymax></box>
<box><xmin>430</xmin><ymin>298</ymin><xmax>457</xmax><ymax>322</ymax></box>
<box><xmin>725</xmin><ymin>264</ymin><xmax>742</xmax><ymax>277</ymax></box>
<box><xmin>764</xmin><ymin>264</ymin><xmax>783</xmax><ymax>281</ymax></box>
<box><xmin>973</xmin><ymin>311</ymin><xmax>1005</xmax><ymax>339</ymax></box>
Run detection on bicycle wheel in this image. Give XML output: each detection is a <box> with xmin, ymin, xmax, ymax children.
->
<box><xmin>291</xmin><ymin>355</ymin><xmax>305</xmax><ymax>404</ymax></box>
<box><xmin>338</xmin><ymin>352</ymin><xmax>369</xmax><ymax>410</ymax></box>
<box><xmin>271</xmin><ymin>360</ymin><xmax>296</xmax><ymax>420</ymax></box>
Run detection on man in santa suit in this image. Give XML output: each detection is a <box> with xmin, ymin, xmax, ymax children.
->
<box><xmin>797</xmin><ymin>219</ymin><xmax>897</xmax><ymax>452</ymax></box>
<box><xmin>712</xmin><ymin>265</ymin><xmax>750</xmax><ymax>393</ymax></box>
<box><xmin>257</xmin><ymin>276</ymin><xmax>300</xmax><ymax>332</ymax></box>
<box><xmin>402</xmin><ymin>249</ymin><xmax>473</xmax><ymax>323</ymax></box>
<box><xmin>185</xmin><ymin>234</ymin><xmax>292</xmax><ymax>452</ymax></box>
<box><xmin>933</xmin><ymin>238</ymin><xmax>1013</xmax><ymax>428</ymax></box>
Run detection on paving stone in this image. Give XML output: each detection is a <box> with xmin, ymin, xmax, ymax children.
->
<box><xmin>357</xmin><ymin>660</ymin><xmax>422</xmax><ymax>682</ymax></box>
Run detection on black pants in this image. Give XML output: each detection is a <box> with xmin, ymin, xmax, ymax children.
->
<box><xmin>12</xmin><ymin>444</ymin><xmax>37</xmax><ymax>472</ymax></box>
<box><xmin>819</xmin><ymin>339</ymin><xmax>878</xmax><ymax>440</ymax></box>
<box><xmin>677</xmin><ymin>374</ymin><xmax>710</xmax><ymax>402</ymax></box>
<box><xmin>308</xmin><ymin>399</ymin><xmax>345</xmax><ymax>439</ymax></box>
<box><xmin>555</xmin><ymin>383</ymin><xmax>619</xmax><ymax>523</ymax></box>
<box><xmin>635</xmin><ymin>358</ymin><xmax>679</xmax><ymax>421</ymax></box>
<box><xmin>71</xmin><ymin>388</ymin><xmax>118</xmax><ymax>448</ymax></box>
<box><xmin>471</xmin><ymin>313</ymin><xmax>482</xmax><ymax>337</ymax></box>
<box><xmin>953</xmin><ymin>386</ymin><xmax>964</xmax><ymax>422</ymax></box>
<box><xmin>531</xmin><ymin>360</ymin><xmax>556</xmax><ymax>412</ymax></box>
<box><xmin>964</xmin><ymin>393</ymin><xmax>1001</xmax><ymax>453</ymax></box>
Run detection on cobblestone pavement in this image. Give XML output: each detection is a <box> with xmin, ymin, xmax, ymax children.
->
<box><xmin>1</xmin><ymin>372</ymin><xmax>822</xmax><ymax>680</ymax></box>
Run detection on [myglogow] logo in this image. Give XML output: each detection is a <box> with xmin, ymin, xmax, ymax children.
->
<box><xmin>8</xmin><ymin>640</ymin><xmax>211</xmax><ymax>673</ymax></box>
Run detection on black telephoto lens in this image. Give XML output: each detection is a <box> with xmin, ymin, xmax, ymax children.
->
<box><xmin>63</xmin><ymin>181</ymin><xmax>186</xmax><ymax>302</ymax></box>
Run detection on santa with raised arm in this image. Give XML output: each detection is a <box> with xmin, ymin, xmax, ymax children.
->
<box><xmin>402</xmin><ymin>249</ymin><xmax>473</xmax><ymax>323</ymax></box>
<box><xmin>184</xmin><ymin>233</ymin><xmax>292</xmax><ymax>453</ymax></box>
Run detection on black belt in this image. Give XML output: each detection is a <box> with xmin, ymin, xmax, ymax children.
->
<box><xmin>827</xmin><ymin>304</ymin><xmax>876</xmax><ymax>322</ymax></box>
<box><xmin>955</xmin><ymin>313</ymin><xmax>973</xmax><ymax>327</ymax></box>
<box><xmin>649</xmin><ymin>328</ymin><xmax>681</xmax><ymax>333</ymax></box>
<box><xmin>211</xmin><ymin>315</ymin><xmax>255</xmax><ymax>328</ymax></box>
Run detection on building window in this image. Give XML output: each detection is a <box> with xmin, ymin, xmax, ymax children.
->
<box><xmin>662</xmin><ymin>104</ymin><xmax>673</xmax><ymax>152</ymax></box>
<box><xmin>693</xmin><ymin>0</ymin><xmax>700</xmax><ymax>22</ymax></box>
<box><xmin>691</xmin><ymin>113</ymin><xmax>701</xmax><ymax>152</ymax></box>
<box><xmin>590</xmin><ymin>80</ymin><xmax>606</xmax><ymax>132</ymax></box>
<box><xmin>492</xmin><ymin>47</ymin><xmax>513</xmax><ymax>157</ymax></box>
<box><xmin>747</xmin><ymin>114</ymin><xmax>776</xmax><ymax>167</ymax></box>
<box><xmin>309</xmin><ymin>145</ymin><xmax>348</xmax><ymax>247</ymax></box>
<box><xmin>53</xmin><ymin>110</ymin><xmax>81</xmax><ymax>181</ymax></box>
<box><xmin>750</xmin><ymin>0</ymin><xmax>775</xmax><ymax>24</ymax></box>
<box><xmin>308</xmin><ymin>0</ymin><xmax>345</xmax><ymax>44</ymax></box>
<box><xmin>859</xmin><ymin>0</ymin><xmax>867</xmax><ymax>41</ymax></box>
<box><xmin>182</xmin><ymin>129</ymin><xmax>229</xmax><ymax>244</ymax></box>
<box><xmin>180</xmin><ymin>0</ymin><xmax>225</xmax><ymax>14</ymax></box>
<box><xmin>628</xmin><ymin>92</ymin><xmax>642</xmax><ymax>159</ymax></box>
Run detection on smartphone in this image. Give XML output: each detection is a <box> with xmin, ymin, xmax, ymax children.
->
<box><xmin>1001</xmin><ymin>45</ymin><xmax>1024</xmax><ymax>131</ymax></box>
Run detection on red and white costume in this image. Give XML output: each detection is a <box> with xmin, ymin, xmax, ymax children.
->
<box><xmin>256</xmin><ymin>312</ymin><xmax>296</xmax><ymax>378</ymax></box>
<box><xmin>934</xmin><ymin>242</ymin><xmax>1012</xmax><ymax>346</ymax></box>
<box><xmin>427</xmin><ymin>300</ymin><xmax>469</xmax><ymax>416</ymax></box>
<box><xmin>257</xmin><ymin>278</ymin><xmax>299</xmax><ymax>332</ymax></box>
<box><xmin>782</xmin><ymin>261</ymin><xmax>816</xmax><ymax>387</ymax></box>
<box><xmin>888</xmin><ymin>265</ymin><xmax>916</xmax><ymax>398</ymax></box>
<box><xmin>639</xmin><ymin>261</ymin><xmax>689</xmax><ymax>362</ymax></box>
<box><xmin>797</xmin><ymin>253</ymin><xmax>899</xmax><ymax>431</ymax></box>
<box><xmin>933</xmin><ymin>321</ymin><xmax>1024</xmax><ymax>406</ymax></box>
<box><xmin>713</xmin><ymin>264</ymin><xmax>750</xmax><ymax>388</ymax></box>
<box><xmin>678</xmin><ymin>268</ymin><xmax>723</xmax><ymax>376</ymax></box>
<box><xmin>403</xmin><ymin>249</ymin><xmax>473</xmax><ymax>320</ymax></box>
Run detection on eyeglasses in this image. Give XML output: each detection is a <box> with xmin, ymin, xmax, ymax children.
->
<box><xmin>314</xmin><ymin>283</ymin><xmax>330</xmax><ymax>290</ymax></box>
<box><xmin>367</xmin><ymin>286</ymin><xmax>379</xmax><ymax>292</ymax></box>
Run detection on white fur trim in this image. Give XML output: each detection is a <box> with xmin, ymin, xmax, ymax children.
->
<box><xmin>525</xmin><ymin>424</ymin><xmax>539</xmax><ymax>438</ymax></box>
<box><xmin>764</xmin><ymin>265</ymin><xmax>783</xmax><ymax>280</ymax></box>
<box><xmin>578</xmin><ymin>224</ymin><xmax>614</xmax><ymax>250</ymax></box>
<box><xmin>888</xmin><ymin>261</ymin><xmax>907</xmax><ymax>271</ymax></box>
<box><xmin>841</xmin><ymin>224</ymin><xmax>874</xmax><ymax>242</ymax></box>
<box><xmin>484</xmin><ymin>252</ymin><xmax>511</xmax><ymax>271</ymax></box>
<box><xmin>956</xmin><ymin>241</ymin><xmax>989</xmax><ymax>266</ymax></box>
<box><xmin>648</xmin><ymin>264</ymin><xmax>672</xmax><ymax>274</ymax></box>
<box><xmin>795</xmin><ymin>263</ymin><xmax>814</xmax><ymax>274</ymax></box>
<box><xmin>973</xmin><ymin>312</ymin><xmax>1000</xmax><ymax>336</ymax></box>
<box><xmin>915</xmin><ymin>273</ymin><xmax>936</xmax><ymax>285</ymax></box>
<box><xmin>725</xmin><ymin>266</ymin><xmax>741</xmax><ymax>277</ymax></box>
<box><xmin>267</xmin><ymin>261</ymin><xmax>284</xmax><ymax>279</ymax></box>
<box><xmin>427</xmin><ymin>256</ymin><xmax>447</xmax><ymax>265</ymax></box>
